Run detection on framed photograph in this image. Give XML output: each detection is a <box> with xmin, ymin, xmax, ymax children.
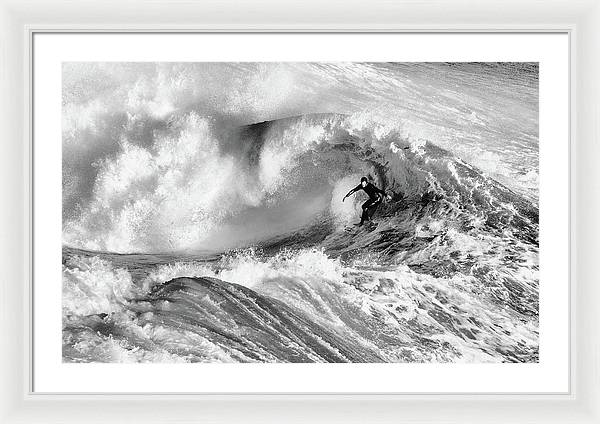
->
<box><xmin>1</xmin><ymin>0</ymin><xmax>598</xmax><ymax>423</ymax></box>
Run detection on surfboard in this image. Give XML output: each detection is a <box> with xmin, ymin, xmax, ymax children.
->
<box><xmin>345</xmin><ymin>221</ymin><xmax>378</xmax><ymax>233</ymax></box>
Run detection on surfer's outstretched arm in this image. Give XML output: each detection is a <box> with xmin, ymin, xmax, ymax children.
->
<box><xmin>342</xmin><ymin>185</ymin><xmax>361</xmax><ymax>202</ymax></box>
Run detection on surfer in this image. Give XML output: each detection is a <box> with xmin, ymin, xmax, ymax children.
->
<box><xmin>343</xmin><ymin>177</ymin><xmax>391</xmax><ymax>226</ymax></box>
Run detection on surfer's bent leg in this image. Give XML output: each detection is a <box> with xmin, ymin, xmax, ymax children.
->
<box><xmin>360</xmin><ymin>199</ymin><xmax>374</xmax><ymax>224</ymax></box>
<box><xmin>368</xmin><ymin>198</ymin><xmax>382</xmax><ymax>220</ymax></box>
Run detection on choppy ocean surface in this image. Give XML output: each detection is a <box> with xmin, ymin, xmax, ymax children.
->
<box><xmin>62</xmin><ymin>63</ymin><xmax>539</xmax><ymax>363</ymax></box>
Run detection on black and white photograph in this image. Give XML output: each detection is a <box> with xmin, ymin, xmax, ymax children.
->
<box><xmin>62</xmin><ymin>62</ymin><xmax>539</xmax><ymax>364</ymax></box>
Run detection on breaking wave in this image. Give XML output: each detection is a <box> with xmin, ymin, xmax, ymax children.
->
<box><xmin>63</xmin><ymin>112</ymin><xmax>537</xmax><ymax>254</ymax></box>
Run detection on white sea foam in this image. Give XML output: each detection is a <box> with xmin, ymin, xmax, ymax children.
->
<box><xmin>62</xmin><ymin>255</ymin><xmax>140</xmax><ymax>316</ymax></box>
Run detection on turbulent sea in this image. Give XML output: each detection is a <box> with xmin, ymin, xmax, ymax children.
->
<box><xmin>62</xmin><ymin>62</ymin><xmax>539</xmax><ymax>363</ymax></box>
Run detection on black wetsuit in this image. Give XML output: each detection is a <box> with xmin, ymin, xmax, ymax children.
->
<box><xmin>349</xmin><ymin>182</ymin><xmax>386</xmax><ymax>225</ymax></box>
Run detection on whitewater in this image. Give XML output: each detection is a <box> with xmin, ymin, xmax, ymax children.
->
<box><xmin>62</xmin><ymin>62</ymin><xmax>539</xmax><ymax>363</ymax></box>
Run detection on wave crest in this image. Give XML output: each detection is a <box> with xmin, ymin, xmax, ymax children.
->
<box><xmin>63</xmin><ymin>112</ymin><xmax>537</xmax><ymax>253</ymax></box>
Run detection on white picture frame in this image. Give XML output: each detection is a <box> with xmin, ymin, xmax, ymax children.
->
<box><xmin>1</xmin><ymin>0</ymin><xmax>598</xmax><ymax>423</ymax></box>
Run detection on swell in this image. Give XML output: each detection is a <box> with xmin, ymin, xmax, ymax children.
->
<box><xmin>139</xmin><ymin>276</ymin><xmax>382</xmax><ymax>362</ymax></box>
<box><xmin>62</xmin><ymin>248</ymin><xmax>538</xmax><ymax>363</ymax></box>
